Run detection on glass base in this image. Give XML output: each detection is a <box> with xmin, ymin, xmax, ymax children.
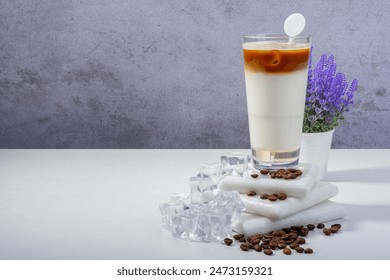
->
<box><xmin>251</xmin><ymin>147</ymin><xmax>300</xmax><ymax>169</ymax></box>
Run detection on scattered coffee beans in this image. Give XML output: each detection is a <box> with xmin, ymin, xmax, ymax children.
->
<box><xmin>251</xmin><ymin>174</ymin><xmax>259</xmax><ymax>179</ymax></box>
<box><xmin>224</xmin><ymin>238</ymin><xmax>233</xmax><ymax>246</ymax></box>
<box><xmin>260</xmin><ymin>168</ymin><xmax>303</xmax><ymax>180</ymax></box>
<box><xmin>224</xmin><ymin>222</ymin><xmax>342</xmax><ymax>256</ymax></box>
<box><xmin>258</xmin><ymin>192</ymin><xmax>288</xmax><ymax>202</ymax></box>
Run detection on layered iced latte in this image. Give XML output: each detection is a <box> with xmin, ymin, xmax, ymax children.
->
<box><xmin>243</xmin><ymin>34</ymin><xmax>311</xmax><ymax>168</ymax></box>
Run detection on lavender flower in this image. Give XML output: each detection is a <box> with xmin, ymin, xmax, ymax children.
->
<box><xmin>303</xmin><ymin>51</ymin><xmax>358</xmax><ymax>133</ymax></box>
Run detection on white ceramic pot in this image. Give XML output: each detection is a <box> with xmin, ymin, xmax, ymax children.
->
<box><xmin>299</xmin><ymin>129</ymin><xmax>335</xmax><ymax>181</ymax></box>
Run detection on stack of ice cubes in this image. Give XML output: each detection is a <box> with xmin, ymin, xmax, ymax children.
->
<box><xmin>159</xmin><ymin>151</ymin><xmax>252</xmax><ymax>242</ymax></box>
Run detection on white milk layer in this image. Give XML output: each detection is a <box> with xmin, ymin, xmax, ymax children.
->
<box><xmin>245</xmin><ymin>69</ymin><xmax>308</xmax><ymax>152</ymax></box>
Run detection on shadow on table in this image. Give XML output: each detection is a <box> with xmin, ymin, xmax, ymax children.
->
<box><xmin>338</xmin><ymin>203</ymin><xmax>390</xmax><ymax>231</ymax></box>
<box><xmin>326</xmin><ymin>165</ymin><xmax>390</xmax><ymax>182</ymax></box>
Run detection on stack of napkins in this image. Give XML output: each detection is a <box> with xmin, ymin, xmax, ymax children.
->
<box><xmin>219</xmin><ymin>164</ymin><xmax>346</xmax><ymax>236</ymax></box>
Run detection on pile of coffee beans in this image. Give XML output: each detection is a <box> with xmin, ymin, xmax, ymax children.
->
<box><xmin>223</xmin><ymin>223</ymin><xmax>342</xmax><ymax>256</ymax></box>
<box><xmin>246</xmin><ymin>190</ymin><xmax>288</xmax><ymax>202</ymax></box>
<box><xmin>260</xmin><ymin>192</ymin><xmax>287</xmax><ymax>201</ymax></box>
<box><xmin>251</xmin><ymin>169</ymin><xmax>303</xmax><ymax>180</ymax></box>
<box><xmin>323</xmin><ymin>223</ymin><xmax>341</xmax><ymax>236</ymax></box>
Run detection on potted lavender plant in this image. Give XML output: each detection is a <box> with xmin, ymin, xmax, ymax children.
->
<box><xmin>299</xmin><ymin>52</ymin><xmax>358</xmax><ymax>180</ymax></box>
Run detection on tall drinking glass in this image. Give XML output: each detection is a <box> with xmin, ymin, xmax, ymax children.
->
<box><xmin>242</xmin><ymin>34</ymin><xmax>311</xmax><ymax>169</ymax></box>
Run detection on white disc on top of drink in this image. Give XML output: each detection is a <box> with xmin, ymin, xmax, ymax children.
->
<box><xmin>284</xmin><ymin>13</ymin><xmax>306</xmax><ymax>42</ymax></box>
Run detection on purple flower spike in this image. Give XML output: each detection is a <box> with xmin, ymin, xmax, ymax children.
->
<box><xmin>304</xmin><ymin>49</ymin><xmax>358</xmax><ymax>133</ymax></box>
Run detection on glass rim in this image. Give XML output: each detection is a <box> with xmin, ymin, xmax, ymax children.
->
<box><xmin>242</xmin><ymin>33</ymin><xmax>311</xmax><ymax>40</ymax></box>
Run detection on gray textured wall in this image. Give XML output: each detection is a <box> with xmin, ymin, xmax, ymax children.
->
<box><xmin>0</xmin><ymin>0</ymin><xmax>389</xmax><ymax>148</ymax></box>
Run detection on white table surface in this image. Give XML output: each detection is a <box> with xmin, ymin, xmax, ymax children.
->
<box><xmin>0</xmin><ymin>149</ymin><xmax>389</xmax><ymax>260</ymax></box>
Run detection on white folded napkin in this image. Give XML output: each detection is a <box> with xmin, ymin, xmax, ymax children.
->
<box><xmin>240</xmin><ymin>181</ymin><xmax>338</xmax><ymax>219</ymax></box>
<box><xmin>233</xmin><ymin>200</ymin><xmax>347</xmax><ymax>235</ymax></box>
<box><xmin>219</xmin><ymin>164</ymin><xmax>319</xmax><ymax>197</ymax></box>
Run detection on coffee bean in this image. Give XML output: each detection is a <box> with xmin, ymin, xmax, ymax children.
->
<box><xmin>283</xmin><ymin>248</ymin><xmax>292</xmax><ymax>255</ymax></box>
<box><xmin>331</xmin><ymin>223</ymin><xmax>342</xmax><ymax>229</ymax></box>
<box><xmin>254</xmin><ymin>244</ymin><xmax>262</xmax><ymax>252</ymax></box>
<box><xmin>304</xmin><ymin>248</ymin><xmax>313</xmax><ymax>254</ymax></box>
<box><xmin>269</xmin><ymin>244</ymin><xmax>277</xmax><ymax>250</ymax></box>
<box><xmin>289</xmin><ymin>243</ymin><xmax>299</xmax><ymax>249</ymax></box>
<box><xmin>251</xmin><ymin>174</ymin><xmax>259</xmax><ymax>179</ymax></box>
<box><xmin>270</xmin><ymin>173</ymin><xmax>276</xmax><ymax>179</ymax></box>
<box><xmin>264</xmin><ymin>234</ymin><xmax>274</xmax><ymax>239</ymax></box>
<box><xmin>264</xmin><ymin>249</ymin><xmax>273</xmax><ymax>256</ymax></box>
<box><xmin>260</xmin><ymin>169</ymin><xmax>269</xmax><ymax>175</ymax></box>
<box><xmin>330</xmin><ymin>227</ymin><xmax>339</xmax><ymax>233</ymax></box>
<box><xmin>282</xmin><ymin>227</ymin><xmax>291</xmax><ymax>233</ymax></box>
<box><xmin>260</xmin><ymin>193</ymin><xmax>269</xmax><ymax>199</ymax></box>
<box><xmin>282</xmin><ymin>174</ymin><xmax>290</xmax><ymax>180</ymax></box>
<box><xmin>224</xmin><ymin>238</ymin><xmax>233</xmax><ymax>246</ymax></box>
<box><xmin>240</xmin><ymin>243</ymin><xmax>250</xmax><ymax>251</ymax></box>
<box><xmin>277</xmin><ymin>193</ymin><xmax>287</xmax><ymax>200</ymax></box>
<box><xmin>295</xmin><ymin>170</ymin><xmax>303</xmax><ymax>176</ymax></box>
<box><xmin>288</xmin><ymin>173</ymin><xmax>297</xmax><ymax>179</ymax></box>
<box><xmin>295</xmin><ymin>247</ymin><xmax>304</xmax><ymax>253</ymax></box>
<box><xmin>307</xmin><ymin>224</ymin><xmax>315</xmax><ymax>231</ymax></box>
<box><xmin>247</xmin><ymin>190</ymin><xmax>257</xmax><ymax>196</ymax></box>
<box><xmin>323</xmin><ymin>228</ymin><xmax>332</xmax><ymax>236</ymax></box>
<box><xmin>255</xmin><ymin>234</ymin><xmax>263</xmax><ymax>240</ymax></box>
<box><xmin>239</xmin><ymin>237</ymin><xmax>247</xmax><ymax>242</ymax></box>
<box><xmin>317</xmin><ymin>223</ymin><xmax>325</xmax><ymax>229</ymax></box>
<box><xmin>300</xmin><ymin>228</ymin><xmax>309</xmax><ymax>237</ymax></box>
<box><xmin>251</xmin><ymin>238</ymin><xmax>260</xmax><ymax>245</ymax></box>
<box><xmin>261</xmin><ymin>243</ymin><xmax>270</xmax><ymax>249</ymax></box>
<box><xmin>246</xmin><ymin>236</ymin><xmax>254</xmax><ymax>242</ymax></box>
<box><xmin>281</xmin><ymin>234</ymin><xmax>290</xmax><ymax>240</ymax></box>
<box><xmin>291</xmin><ymin>225</ymin><xmax>303</xmax><ymax>232</ymax></box>
<box><xmin>297</xmin><ymin>237</ymin><xmax>306</xmax><ymax>244</ymax></box>
<box><xmin>273</xmin><ymin>230</ymin><xmax>285</xmax><ymax>237</ymax></box>
<box><xmin>233</xmin><ymin>234</ymin><xmax>244</xmax><ymax>240</ymax></box>
<box><xmin>268</xmin><ymin>195</ymin><xmax>278</xmax><ymax>201</ymax></box>
<box><xmin>278</xmin><ymin>243</ymin><xmax>287</xmax><ymax>249</ymax></box>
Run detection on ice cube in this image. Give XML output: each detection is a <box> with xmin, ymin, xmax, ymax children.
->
<box><xmin>171</xmin><ymin>211</ymin><xmax>193</xmax><ymax>239</ymax></box>
<box><xmin>197</xmin><ymin>163</ymin><xmax>222</xmax><ymax>185</ymax></box>
<box><xmin>170</xmin><ymin>192</ymin><xmax>190</xmax><ymax>206</ymax></box>
<box><xmin>221</xmin><ymin>151</ymin><xmax>252</xmax><ymax>177</ymax></box>
<box><xmin>159</xmin><ymin>198</ymin><xmax>187</xmax><ymax>229</ymax></box>
<box><xmin>190</xmin><ymin>177</ymin><xmax>217</xmax><ymax>204</ymax></box>
<box><xmin>210</xmin><ymin>190</ymin><xmax>245</xmax><ymax>224</ymax></box>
